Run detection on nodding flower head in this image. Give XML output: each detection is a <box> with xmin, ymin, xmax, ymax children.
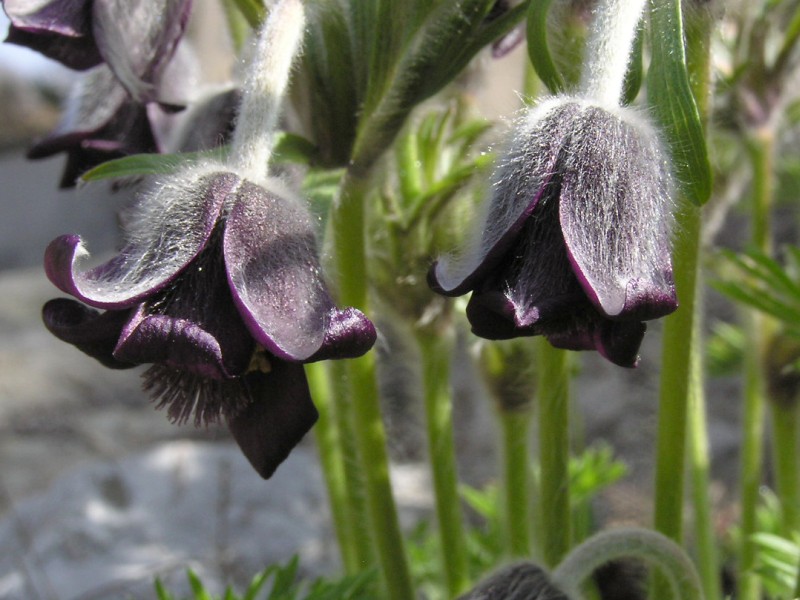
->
<box><xmin>40</xmin><ymin>0</ymin><xmax>322</xmax><ymax>478</ymax></box>
<box><xmin>43</xmin><ymin>164</ymin><xmax>376</xmax><ymax>478</ymax></box>
<box><xmin>2</xmin><ymin>0</ymin><xmax>192</xmax><ymax>102</ymax></box>
<box><xmin>429</xmin><ymin>97</ymin><xmax>677</xmax><ymax>367</ymax></box>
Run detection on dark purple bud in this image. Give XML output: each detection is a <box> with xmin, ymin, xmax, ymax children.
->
<box><xmin>430</xmin><ymin>97</ymin><xmax>677</xmax><ymax>366</ymax></box>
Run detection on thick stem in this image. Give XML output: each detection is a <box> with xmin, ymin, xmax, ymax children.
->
<box><xmin>552</xmin><ymin>529</ymin><xmax>704</xmax><ymax>600</ymax></box>
<box><xmin>500</xmin><ymin>408</ymin><xmax>533</xmax><ymax>558</ymax></box>
<box><xmin>416</xmin><ymin>330</ymin><xmax>470</xmax><ymax>597</ymax></box>
<box><xmin>229</xmin><ymin>0</ymin><xmax>305</xmax><ymax>182</ymax></box>
<box><xmin>578</xmin><ymin>0</ymin><xmax>647</xmax><ymax>106</ymax></box>
<box><xmin>331</xmin><ymin>170</ymin><xmax>414</xmax><ymax>599</ymax></box>
<box><xmin>652</xmin><ymin>3</ymin><xmax>712</xmax><ymax>598</ymax></box>
<box><xmin>537</xmin><ymin>340</ymin><xmax>571</xmax><ymax>567</ymax></box>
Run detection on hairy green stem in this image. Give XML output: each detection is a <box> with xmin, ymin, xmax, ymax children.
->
<box><xmin>416</xmin><ymin>330</ymin><xmax>470</xmax><ymax>596</ymax></box>
<box><xmin>500</xmin><ymin>408</ymin><xmax>533</xmax><ymax>557</ymax></box>
<box><xmin>652</xmin><ymin>4</ymin><xmax>712</xmax><ymax>598</ymax></box>
<box><xmin>307</xmin><ymin>362</ymin><xmax>360</xmax><ymax>573</ymax></box>
<box><xmin>331</xmin><ymin>170</ymin><xmax>414</xmax><ymax>599</ymax></box>
<box><xmin>537</xmin><ymin>340</ymin><xmax>571</xmax><ymax>567</ymax></box>
<box><xmin>552</xmin><ymin>529</ymin><xmax>704</xmax><ymax>600</ymax></box>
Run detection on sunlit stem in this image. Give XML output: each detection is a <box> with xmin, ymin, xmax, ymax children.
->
<box><xmin>415</xmin><ymin>329</ymin><xmax>470</xmax><ymax>596</ymax></box>
<box><xmin>578</xmin><ymin>0</ymin><xmax>647</xmax><ymax>106</ymax></box>
<box><xmin>229</xmin><ymin>0</ymin><xmax>304</xmax><ymax>182</ymax></box>
<box><xmin>651</xmin><ymin>2</ymin><xmax>712</xmax><ymax>598</ymax></box>
<box><xmin>331</xmin><ymin>169</ymin><xmax>414</xmax><ymax>599</ymax></box>
<box><xmin>537</xmin><ymin>340</ymin><xmax>571</xmax><ymax>567</ymax></box>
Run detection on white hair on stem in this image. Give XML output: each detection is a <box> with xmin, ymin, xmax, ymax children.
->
<box><xmin>229</xmin><ymin>0</ymin><xmax>306</xmax><ymax>183</ymax></box>
<box><xmin>578</xmin><ymin>0</ymin><xmax>647</xmax><ymax>107</ymax></box>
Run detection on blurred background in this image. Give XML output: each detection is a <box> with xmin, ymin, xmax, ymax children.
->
<box><xmin>0</xmin><ymin>3</ymin><xmax>747</xmax><ymax>599</ymax></box>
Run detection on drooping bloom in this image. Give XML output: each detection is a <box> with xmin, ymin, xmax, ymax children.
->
<box><xmin>2</xmin><ymin>0</ymin><xmax>192</xmax><ymax>102</ymax></box>
<box><xmin>43</xmin><ymin>164</ymin><xmax>377</xmax><ymax>477</ymax></box>
<box><xmin>429</xmin><ymin>98</ymin><xmax>677</xmax><ymax>367</ymax></box>
<box><xmin>27</xmin><ymin>66</ymin><xmax>160</xmax><ymax>187</ymax></box>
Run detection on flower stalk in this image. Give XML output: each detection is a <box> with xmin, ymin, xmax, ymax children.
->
<box><xmin>578</xmin><ymin>0</ymin><xmax>647</xmax><ymax>105</ymax></box>
<box><xmin>416</xmin><ymin>328</ymin><xmax>470</xmax><ymax>596</ymax></box>
<box><xmin>229</xmin><ymin>0</ymin><xmax>305</xmax><ymax>182</ymax></box>
<box><xmin>331</xmin><ymin>169</ymin><xmax>414</xmax><ymax>599</ymax></box>
<box><xmin>537</xmin><ymin>340</ymin><xmax>571</xmax><ymax>567</ymax></box>
<box><xmin>552</xmin><ymin>528</ymin><xmax>704</xmax><ymax>600</ymax></box>
<box><xmin>651</xmin><ymin>1</ymin><xmax>712</xmax><ymax>597</ymax></box>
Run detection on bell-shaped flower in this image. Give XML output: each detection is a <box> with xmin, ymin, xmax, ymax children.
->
<box><xmin>27</xmin><ymin>66</ymin><xmax>159</xmax><ymax>187</ymax></box>
<box><xmin>429</xmin><ymin>98</ymin><xmax>677</xmax><ymax>367</ymax></box>
<box><xmin>2</xmin><ymin>0</ymin><xmax>192</xmax><ymax>102</ymax></box>
<box><xmin>42</xmin><ymin>164</ymin><xmax>377</xmax><ymax>477</ymax></box>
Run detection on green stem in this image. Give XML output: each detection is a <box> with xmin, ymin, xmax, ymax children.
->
<box><xmin>738</xmin><ymin>128</ymin><xmax>775</xmax><ymax>600</ymax></box>
<box><xmin>328</xmin><ymin>359</ymin><xmax>375</xmax><ymax>571</ymax></box>
<box><xmin>331</xmin><ymin>169</ymin><xmax>414</xmax><ymax>599</ymax></box>
<box><xmin>552</xmin><ymin>528</ymin><xmax>704</xmax><ymax>600</ymax></box>
<box><xmin>416</xmin><ymin>330</ymin><xmax>470</xmax><ymax>597</ymax></box>
<box><xmin>537</xmin><ymin>340</ymin><xmax>571</xmax><ymax>567</ymax></box>
<box><xmin>500</xmin><ymin>408</ymin><xmax>533</xmax><ymax>558</ymax></box>
<box><xmin>653</xmin><ymin>202</ymin><xmax>700</xmax><ymax>541</ymax></box>
<box><xmin>687</xmin><ymin>316</ymin><xmax>722</xmax><ymax>600</ymax></box>
<box><xmin>652</xmin><ymin>5</ymin><xmax>711</xmax><ymax>598</ymax></box>
<box><xmin>771</xmin><ymin>401</ymin><xmax>800</xmax><ymax>534</ymax></box>
<box><xmin>306</xmin><ymin>362</ymin><xmax>360</xmax><ymax>574</ymax></box>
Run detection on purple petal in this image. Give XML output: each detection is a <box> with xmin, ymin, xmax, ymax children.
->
<box><xmin>3</xmin><ymin>0</ymin><xmax>102</xmax><ymax>69</ymax></box>
<box><xmin>547</xmin><ymin>320</ymin><xmax>645</xmax><ymax>368</ymax></box>
<box><xmin>114</xmin><ymin>302</ymin><xmax>254</xmax><ymax>380</ymax></box>
<box><xmin>224</xmin><ymin>181</ymin><xmax>335</xmax><ymax>362</ymax></box>
<box><xmin>44</xmin><ymin>170</ymin><xmax>236</xmax><ymax>309</ymax></box>
<box><xmin>430</xmin><ymin>99</ymin><xmax>581</xmax><ymax>296</ymax></box>
<box><xmin>28</xmin><ymin>67</ymin><xmax>129</xmax><ymax>157</ymax></box>
<box><xmin>226</xmin><ymin>364</ymin><xmax>318</xmax><ymax>479</ymax></box>
<box><xmin>41</xmin><ymin>297</ymin><xmax>133</xmax><ymax>368</ymax></box>
<box><xmin>91</xmin><ymin>0</ymin><xmax>193</xmax><ymax>102</ymax></box>
<box><xmin>558</xmin><ymin>105</ymin><xmax>677</xmax><ymax>320</ymax></box>
<box><xmin>308</xmin><ymin>307</ymin><xmax>377</xmax><ymax>361</ymax></box>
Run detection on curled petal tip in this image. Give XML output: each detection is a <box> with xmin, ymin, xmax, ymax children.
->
<box><xmin>310</xmin><ymin>307</ymin><xmax>377</xmax><ymax>361</ymax></box>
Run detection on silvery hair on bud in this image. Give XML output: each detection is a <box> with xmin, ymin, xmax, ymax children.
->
<box><xmin>456</xmin><ymin>562</ymin><xmax>571</xmax><ymax>600</ymax></box>
<box><xmin>435</xmin><ymin>95</ymin><xmax>675</xmax><ymax>319</ymax></box>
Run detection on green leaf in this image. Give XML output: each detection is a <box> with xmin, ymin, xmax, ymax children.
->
<box><xmin>187</xmin><ymin>569</ymin><xmax>213</xmax><ymax>600</ymax></box>
<box><xmin>646</xmin><ymin>0</ymin><xmax>712</xmax><ymax>205</ymax></box>
<box><xmin>154</xmin><ymin>578</ymin><xmax>174</xmax><ymax>600</ymax></box>
<box><xmin>267</xmin><ymin>555</ymin><xmax>300</xmax><ymax>599</ymax></box>
<box><xmin>80</xmin><ymin>149</ymin><xmax>225</xmax><ymax>182</ymax></box>
<box><xmin>243</xmin><ymin>567</ymin><xmax>275</xmax><ymax>600</ymax></box>
<box><xmin>526</xmin><ymin>0</ymin><xmax>565</xmax><ymax>94</ymax></box>
<box><xmin>622</xmin><ymin>26</ymin><xmax>644</xmax><ymax>104</ymax></box>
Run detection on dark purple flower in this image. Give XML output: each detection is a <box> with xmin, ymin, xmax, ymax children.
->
<box><xmin>27</xmin><ymin>66</ymin><xmax>160</xmax><ymax>187</ymax></box>
<box><xmin>42</xmin><ymin>166</ymin><xmax>377</xmax><ymax>477</ymax></box>
<box><xmin>2</xmin><ymin>0</ymin><xmax>192</xmax><ymax>102</ymax></box>
<box><xmin>429</xmin><ymin>98</ymin><xmax>677</xmax><ymax>367</ymax></box>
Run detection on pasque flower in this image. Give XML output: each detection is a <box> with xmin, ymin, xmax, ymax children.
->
<box><xmin>2</xmin><ymin>0</ymin><xmax>192</xmax><ymax>102</ymax></box>
<box><xmin>43</xmin><ymin>165</ymin><xmax>376</xmax><ymax>478</ymax></box>
<box><xmin>429</xmin><ymin>0</ymin><xmax>677</xmax><ymax>367</ymax></box>
<box><xmin>40</xmin><ymin>0</ymin><xmax>370</xmax><ymax>478</ymax></box>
